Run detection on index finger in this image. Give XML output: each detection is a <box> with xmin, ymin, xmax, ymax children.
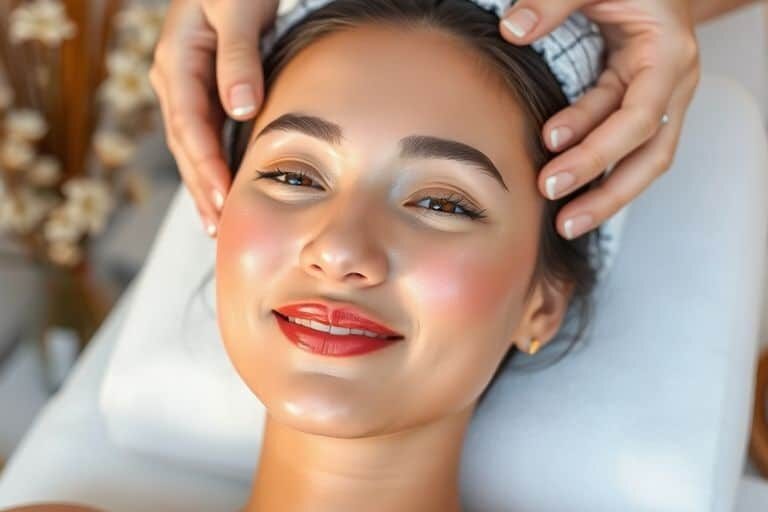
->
<box><xmin>163</xmin><ymin>56</ymin><xmax>232</xmax><ymax>214</ymax></box>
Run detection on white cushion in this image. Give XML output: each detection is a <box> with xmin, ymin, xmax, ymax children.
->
<box><xmin>98</xmin><ymin>191</ymin><xmax>265</xmax><ymax>478</ymax></box>
<box><xmin>0</xmin><ymin>285</ymin><xmax>251</xmax><ymax>511</ymax></box>
<box><xmin>98</xmin><ymin>74</ymin><xmax>768</xmax><ymax>511</ymax></box>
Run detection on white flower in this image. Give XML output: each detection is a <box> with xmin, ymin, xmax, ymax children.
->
<box><xmin>27</xmin><ymin>155</ymin><xmax>62</xmax><ymax>186</ymax></box>
<box><xmin>47</xmin><ymin>241</ymin><xmax>82</xmax><ymax>267</ymax></box>
<box><xmin>100</xmin><ymin>50</ymin><xmax>155</xmax><ymax>113</ymax></box>
<box><xmin>61</xmin><ymin>178</ymin><xmax>115</xmax><ymax>235</ymax></box>
<box><xmin>4</xmin><ymin>109</ymin><xmax>47</xmax><ymax>141</ymax></box>
<box><xmin>116</xmin><ymin>4</ymin><xmax>165</xmax><ymax>55</ymax></box>
<box><xmin>0</xmin><ymin>187</ymin><xmax>53</xmax><ymax>233</ymax></box>
<box><xmin>0</xmin><ymin>137</ymin><xmax>36</xmax><ymax>171</ymax></box>
<box><xmin>116</xmin><ymin>4</ymin><xmax>166</xmax><ymax>33</ymax></box>
<box><xmin>93</xmin><ymin>130</ymin><xmax>136</xmax><ymax>168</ymax></box>
<box><xmin>43</xmin><ymin>205</ymin><xmax>83</xmax><ymax>243</ymax></box>
<box><xmin>105</xmin><ymin>50</ymin><xmax>144</xmax><ymax>75</ymax></box>
<box><xmin>0</xmin><ymin>84</ymin><xmax>13</xmax><ymax>110</ymax></box>
<box><xmin>9</xmin><ymin>0</ymin><xmax>77</xmax><ymax>47</ymax></box>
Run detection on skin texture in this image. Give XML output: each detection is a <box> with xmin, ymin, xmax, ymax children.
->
<box><xmin>215</xmin><ymin>23</ymin><xmax>573</xmax><ymax>512</ymax></box>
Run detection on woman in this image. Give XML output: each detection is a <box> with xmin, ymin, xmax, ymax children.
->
<box><xmin>4</xmin><ymin>0</ymin><xmax>601</xmax><ymax>510</ymax></box>
<box><xmin>215</xmin><ymin>1</ymin><xmax>597</xmax><ymax>510</ymax></box>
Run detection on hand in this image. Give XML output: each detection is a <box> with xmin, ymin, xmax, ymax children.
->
<box><xmin>149</xmin><ymin>0</ymin><xmax>280</xmax><ymax>237</ymax></box>
<box><xmin>499</xmin><ymin>0</ymin><xmax>701</xmax><ymax>239</ymax></box>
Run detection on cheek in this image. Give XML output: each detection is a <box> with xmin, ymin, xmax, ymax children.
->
<box><xmin>405</xmin><ymin>242</ymin><xmax>535</xmax><ymax>322</ymax></box>
<box><xmin>215</xmin><ymin>191</ymin><xmax>291</xmax><ymax>353</ymax></box>
<box><xmin>395</xmin><ymin>239</ymin><xmax>538</xmax><ymax>414</ymax></box>
<box><xmin>217</xmin><ymin>195</ymin><xmax>285</xmax><ymax>285</ymax></box>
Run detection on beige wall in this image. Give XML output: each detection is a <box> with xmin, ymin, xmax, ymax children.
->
<box><xmin>696</xmin><ymin>1</ymin><xmax>767</xmax><ymax>120</ymax></box>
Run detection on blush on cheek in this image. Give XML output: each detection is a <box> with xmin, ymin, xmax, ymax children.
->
<box><xmin>405</xmin><ymin>247</ymin><xmax>533</xmax><ymax>322</ymax></box>
<box><xmin>216</xmin><ymin>199</ymin><xmax>287</xmax><ymax>285</ymax></box>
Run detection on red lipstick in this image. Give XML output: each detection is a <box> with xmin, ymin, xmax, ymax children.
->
<box><xmin>273</xmin><ymin>302</ymin><xmax>404</xmax><ymax>357</ymax></box>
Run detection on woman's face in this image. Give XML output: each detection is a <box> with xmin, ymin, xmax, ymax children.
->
<box><xmin>216</xmin><ymin>23</ymin><xmax>569</xmax><ymax>436</ymax></box>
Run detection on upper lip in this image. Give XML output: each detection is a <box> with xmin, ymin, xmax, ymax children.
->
<box><xmin>274</xmin><ymin>300</ymin><xmax>403</xmax><ymax>338</ymax></box>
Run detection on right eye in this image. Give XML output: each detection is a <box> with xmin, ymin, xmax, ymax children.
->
<box><xmin>253</xmin><ymin>168</ymin><xmax>324</xmax><ymax>190</ymax></box>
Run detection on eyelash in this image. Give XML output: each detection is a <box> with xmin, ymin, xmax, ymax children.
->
<box><xmin>253</xmin><ymin>167</ymin><xmax>488</xmax><ymax>221</ymax></box>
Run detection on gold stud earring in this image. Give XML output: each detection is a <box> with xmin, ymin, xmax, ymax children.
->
<box><xmin>528</xmin><ymin>337</ymin><xmax>541</xmax><ymax>355</ymax></box>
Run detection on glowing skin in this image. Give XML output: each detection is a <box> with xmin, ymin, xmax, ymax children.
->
<box><xmin>216</xmin><ymin>23</ymin><xmax>573</xmax><ymax>512</ymax></box>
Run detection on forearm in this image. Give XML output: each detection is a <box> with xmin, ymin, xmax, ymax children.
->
<box><xmin>692</xmin><ymin>0</ymin><xmax>764</xmax><ymax>23</ymax></box>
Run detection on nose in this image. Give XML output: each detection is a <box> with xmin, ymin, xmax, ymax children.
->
<box><xmin>299</xmin><ymin>211</ymin><xmax>389</xmax><ymax>287</ymax></box>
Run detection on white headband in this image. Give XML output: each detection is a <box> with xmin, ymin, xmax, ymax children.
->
<box><xmin>260</xmin><ymin>0</ymin><xmax>606</xmax><ymax>104</ymax></box>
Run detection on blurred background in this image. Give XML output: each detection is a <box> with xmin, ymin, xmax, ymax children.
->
<box><xmin>0</xmin><ymin>0</ymin><xmax>766</xmax><ymax>486</ymax></box>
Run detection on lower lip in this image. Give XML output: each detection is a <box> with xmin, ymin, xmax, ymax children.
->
<box><xmin>273</xmin><ymin>312</ymin><xmax>401</xmax><ymax>357</ymax></box>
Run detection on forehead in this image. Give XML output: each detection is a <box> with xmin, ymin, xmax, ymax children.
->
<box><xmin>254</xmin><ymin>23</ymin><xmax>535</xmax><ymax>183</ymax></box>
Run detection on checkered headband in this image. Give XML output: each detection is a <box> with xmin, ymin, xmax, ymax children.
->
<box><xmin>260</xmin><ymin>0</ymin><xmax>606</xmax><ymax>104</ymax></box>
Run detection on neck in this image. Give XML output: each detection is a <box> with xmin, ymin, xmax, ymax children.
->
<box><xmin>244</xmin><ymin>403</ymin><xmax>476</xmax><ymax>512</ymax></box>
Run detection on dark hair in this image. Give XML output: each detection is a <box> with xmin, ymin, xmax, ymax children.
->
<box><xmin>218</xmin><ymin>0</ymin><xmax>600</xmax><ymax>407</ymax></box>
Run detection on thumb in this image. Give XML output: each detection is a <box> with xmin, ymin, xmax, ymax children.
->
<box><xmin>209</xmin><ymin>3</ymin><xmax>271</xmax><ymax>120</ymax></box>
<box><xmin>500</xmin><ymin>0</ymin><xmax>588</xmax><ymax>44</ymax></box>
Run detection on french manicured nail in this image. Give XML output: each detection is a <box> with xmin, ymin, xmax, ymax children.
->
<box><xmin>545</xmin><ymin>172</ymin><xmax>576</xmax><ymax>199</ymax></box>
<box><xmin>205</xmin><ymin>221</ymin><xmax>217</xmax><ymax>238</ymax></box>
<box><xmin>229</xmin><ymin>83</ymin><xmax>255</xmax><ymax>118</ymax></box>
<box><xmin>550</xmin><ymin>126</ymin><xmax>573</xmax><ymax>150</ymax></box>
<box><xmin>502</xmin><ymin>8</ymin><xmax>539</xmax><ymax>38</ymax></box>
<box><xmin>563</xmin><ymin>214</ymin><xmax>594</xmax><ymax>240</ymax></box>
<box><xmin>212</xmin><ymin>189</ymin><xmax>224</xmax><ymax>211</ymax></box>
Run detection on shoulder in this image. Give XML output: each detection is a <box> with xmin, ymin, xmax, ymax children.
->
<box><xmin>1</xmin><ymin>504</ymin><xmax>104</xmax><ymax>511</ymax></box>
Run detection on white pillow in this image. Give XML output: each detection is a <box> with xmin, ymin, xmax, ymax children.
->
<box><xmin>99</xmin><ymin>187</ymin><xmax>266</xmax><ymax>479</ymax></box>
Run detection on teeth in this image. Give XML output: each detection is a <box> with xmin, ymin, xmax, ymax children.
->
<box><xmin>287</xmin><ymin>316</ymin><xmax>389</xmax><ymax>339</ymax></box>
<box><xmin>329</xmin><ymin>325</ymin><xmax>350</xmax><ymax>335</ymax></box>
<box><xmin>309</xmin><ymin>320</ymin><xmax>330</xmax><ymax>333</ymax></box>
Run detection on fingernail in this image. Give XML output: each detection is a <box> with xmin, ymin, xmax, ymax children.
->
<box><xmin>205</xmin><ymin>221</ymin><xmax>217</xmax><ymax>238</ymax></box>
<box><xmin>550</xmin><ymin>126</ymin><xmax>573</xmax><ymax>150</ymax></box>
<box><xmin>502</xmin><ymin>8</ymin><xmax>538</xmax><ymax>38</ymax></box>
<box><xmin>545</xmin><ymin>172</ymin><xmax>576</xmax><ymax>200</ymax></box>
<box><xmin>229</xmin><ymin>83</ymin><xmax>255</xmax><ymax>118</ymax></box>
<box><xmin>212</xmin><ymin>189</ymin><xmax>224</xmax><ymax>211</ymax></box>
<box><xmin>563</xmin><ymin>214</ymin><xmax>594</xmax><ymax>240</ymax></box>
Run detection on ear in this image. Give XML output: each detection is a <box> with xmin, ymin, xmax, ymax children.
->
<box><xmin>509</xmin><ymin>277</ymin><xmax>574</xmax><ymax>353</ymax></box>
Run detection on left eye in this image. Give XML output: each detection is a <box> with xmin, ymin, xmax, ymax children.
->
<box><xmin>253</xmin><ymin>168</ymin><xmax>487</xmax><ymax>221</ymax></box>
<box><xmin>411</xmin><ymin>194</ymin><xmax>486</xmax><ymax>221</ymax></box>
<box><xmin>254</xmin><ymin>168</ymin><xmax>323</xmax><ymax>189</ymax></box>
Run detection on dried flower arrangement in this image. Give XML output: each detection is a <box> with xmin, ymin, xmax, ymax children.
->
<box><xmin>0</xmin><ymin>0</ymin><xmax>167</xmax><ymax>388</ymax></box>
<box><xmin>0</xmin><ymin>0</ymin><xmax>164</xmax><ymax>268</ymax></box>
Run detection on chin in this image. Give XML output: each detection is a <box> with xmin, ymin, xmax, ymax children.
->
<box><xmin>264</xmin><ymin>380</ymin><xmax>398</xmax><ymax>438</ymax></box>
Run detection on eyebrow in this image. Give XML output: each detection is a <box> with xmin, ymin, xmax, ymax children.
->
<box><xmin>252</xmin><ymin>113</ymin><xmax>508</xmax><ymax>191</ymax></box>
